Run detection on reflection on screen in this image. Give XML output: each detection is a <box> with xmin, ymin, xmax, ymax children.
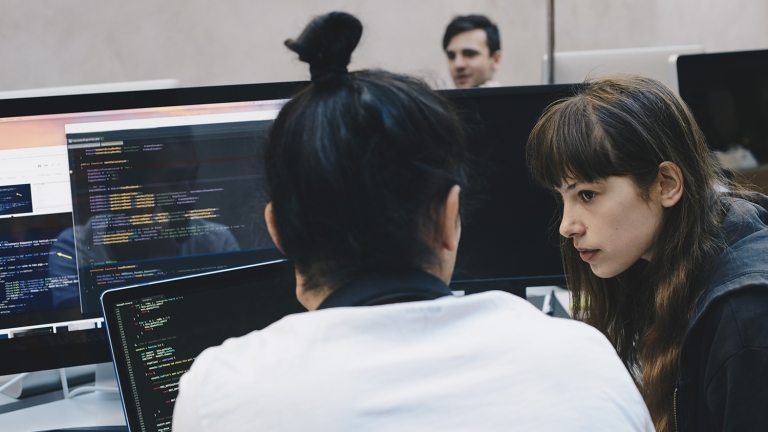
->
<box><xmin>0</xmin><ymin>100</ymin><xmax>287</xmax><ymax>338</ymax></box>
<box><xmin>65</xmin><ymin>114</ymin><xmax>283</xmax><ymax>316</ymax></box>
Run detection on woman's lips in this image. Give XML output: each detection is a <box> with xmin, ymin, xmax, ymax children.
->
<box><xmin>578</xmin><ymin>249</ymin><xmax>599</xmax><ymax>262</ymax></box>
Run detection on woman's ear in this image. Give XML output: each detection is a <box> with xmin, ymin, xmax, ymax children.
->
<box><xmin>657</xmin><ymin>161</ymin><xmax>684</xmax><ymax>208</ymax></box>
<box><xmin>264</xmin><ymin>202</ymin><xmax>285</xmax><ymax>253</ymax></box>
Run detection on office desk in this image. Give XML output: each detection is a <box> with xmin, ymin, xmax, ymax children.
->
<box><xmin>0</xmin><ymin>390</ymin><xmax>125</xmax><ymax>432</ymax></box>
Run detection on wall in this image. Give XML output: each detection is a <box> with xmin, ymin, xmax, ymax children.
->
<box><xmin>0</xmin><ymin>0</ymin><xmax>766</xmax><ymax>91</ymax></box>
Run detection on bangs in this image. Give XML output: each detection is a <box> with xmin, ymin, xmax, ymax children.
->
<box><xmin>527</xmin><ymin>96</ymin><xmax>621</xmax><ymax>190</ymax></box>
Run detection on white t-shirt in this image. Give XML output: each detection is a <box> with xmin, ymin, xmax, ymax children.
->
<box><xmin>172</xmin><ymin>291</ymin><xmax>654</xmax><ymax>431</ymax></box>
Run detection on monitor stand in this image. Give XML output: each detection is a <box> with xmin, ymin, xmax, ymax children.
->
<box><xmin>0</xmin><ymin>363</ymin><xmax>117</xmax><ymax>414</ymax></box>
<box><xmin>62</xmin><ymin>363</ymin><xmax>118</xmax><ymax>399</ymax></box>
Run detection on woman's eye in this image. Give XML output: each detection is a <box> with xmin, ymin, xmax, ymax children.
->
<box><xmin>578</xmin><ymin>191</ymin><xmax>596</xmax><ymax>202</ymax></box>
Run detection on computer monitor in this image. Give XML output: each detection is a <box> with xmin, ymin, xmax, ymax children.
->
<box><xmin>443</xmin><ymin>84</ymin><xmax>577</xmax><ymax>296</ymax></box>
<box><xmin>0</xmin><ymin>82</ymin><xmax>307</xmax><ymax>374</ymax></box>
<box><xmin>0</xmin><ymin>81</ymin><xmax>573</xmax><ymax>374</ymax></box>
<box><xmin>101</xmin><ymin>260</ymin><xmax>299</xmax><ymax>432</ymax></box>
<box><xmin>543</xmin><ymin>45</ymin><xmax>704</xmax><ymax>89</ymax></box>
<box><xmin>0</xmin><ymin>79</ymin><xmax>181</xmax><ymax>100</ymax></box>
<box><xmin>676</xmin><ymin>49</ymin><xmax>768</xmax><ymax>164</ymax></box>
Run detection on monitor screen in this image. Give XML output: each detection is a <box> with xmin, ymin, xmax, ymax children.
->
<box><xmin>444</xmin><ymin>85</ymin><xmax>576</xmax><ymax>292</ymax></box>
<box><xmin>101</xmin><ymin>260</ymin><xmax>300</xmax><ymax>432</ymax></box>
<box><xmin>0</xmin><ymin>82</ymin><xmax>306</xmax><ymax>374</ymax></box>
<box><xmin>677</xmin><ymin>49</ymin><xmax>768</xmax><ymax>164</ymax></box>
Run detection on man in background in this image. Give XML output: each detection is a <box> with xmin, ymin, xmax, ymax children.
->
<box><xmin>443</xmin><ymin>15</ymin><xmax>502</xmax><ymax>88</ymax></box>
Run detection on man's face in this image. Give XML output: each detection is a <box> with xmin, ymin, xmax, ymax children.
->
<box><xmin>445</xmin><ymin>29</ymin><xmax>501</xmax><ymax>88</ymax></box>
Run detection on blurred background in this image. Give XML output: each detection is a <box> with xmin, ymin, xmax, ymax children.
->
<box><xmin>1</xmin><ymin>0</ymin><xmax>767</xmax><ymax>90</ymax></box>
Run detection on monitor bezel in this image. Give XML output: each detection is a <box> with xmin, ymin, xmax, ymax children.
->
<box><xmin>0</xmin><ymin>81</ymin><xmax>309</xmax><ymax>118</ymax></box>
<box><xmin>0</xmin><ymin>81</ymin><xmax>308</xmax><ymax>375</ymax></box>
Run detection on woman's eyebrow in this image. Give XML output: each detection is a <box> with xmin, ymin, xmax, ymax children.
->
<box><xmin>556</xmin><ymin>182</ymin><xmax>579</xmax><ymax>194</ymax></box>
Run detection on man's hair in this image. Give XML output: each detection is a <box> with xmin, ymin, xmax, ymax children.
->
<box><xmin>442</xmin><ymin>15</ymin><xmax>500</xmax><ymax>55</ymax></box>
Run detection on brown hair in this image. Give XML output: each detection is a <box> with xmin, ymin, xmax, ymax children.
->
<box><xmin>526</xmin><ymin>75</ymin><xmax>737</xmax><ymax>431</ymax></box>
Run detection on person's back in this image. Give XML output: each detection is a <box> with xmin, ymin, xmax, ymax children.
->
<box><xmin>174</xmin><ymin>289</ymin><xmax>652</xmax><ymax>431</ymax></box>
<box><xmin>172</xmin><ymin>12</ymin><xmax>654</xmax><ymax>431</ymax></box>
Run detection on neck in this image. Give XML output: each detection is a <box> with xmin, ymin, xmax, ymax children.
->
<box><xmin>294</xmin><ymin>270</ymin><xmax>332</xmax><ymax>311</ymax></box>
<box><xmin>295</xmin><ymin>266</ymin><xmax>451</xmax><ymax>311</ymax></box>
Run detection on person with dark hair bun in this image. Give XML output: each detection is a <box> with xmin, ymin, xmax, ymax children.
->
<box><xmin>443</xmin><ymin>14</ymin><xmax>502</xmax><ymax>88</ymax></box>
<box><xmin>172</xmin><ymin>12</ymin><xmax>653</xmax><ymax>431</ymax></box>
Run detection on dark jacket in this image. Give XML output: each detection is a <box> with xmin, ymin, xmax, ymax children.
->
<box><xmin>676</xmin><ymin>193</ymin><xmax>768</xmax><ymax>432</ymax></box>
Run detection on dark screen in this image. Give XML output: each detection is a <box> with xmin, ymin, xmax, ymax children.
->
<box><xmin>677</xmin><ymin>49</ymin><xmax>768</xmax><ymax>163</ymax></box>
<box><xmin>107</xmin><ymin>263</ymin><xmax>302</xmax><ymax>432</ymax></box>
<box><xmin>445</xmin><ymin>85</ymin><xmax>575</xmax><ymax>289</ymax></box>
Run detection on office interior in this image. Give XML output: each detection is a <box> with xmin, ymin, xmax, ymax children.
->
<box><xmin>1</xmin><ymin>1</ymin><xmax>767</xmax><ymax>431</ymax></box>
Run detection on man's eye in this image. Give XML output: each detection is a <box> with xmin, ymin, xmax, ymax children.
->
<box><xmin>446</xmin><ymin>52</ymin><xmax>456</xmax><ymax>60</ymax></box>
<box><xmin>578</xmin><ymin>191</ymin><xmax>596</xmax><ymax>202</ymax></box>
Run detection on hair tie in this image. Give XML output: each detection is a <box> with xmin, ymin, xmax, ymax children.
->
<box><xmin>310</xmin><ymin>64</ymin><xmax>348</xmax><ymax>82</ymax></box>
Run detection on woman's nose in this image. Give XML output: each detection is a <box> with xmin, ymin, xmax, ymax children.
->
<box><xmin>559</xmin><ymin>207</ymin><xmax>585</xmax><ymax>239</ymax></box>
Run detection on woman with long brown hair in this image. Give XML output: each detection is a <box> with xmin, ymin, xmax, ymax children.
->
<box><xmin>527</xmin><ymin>75</ymin><xmax>768</xmax><ymax>432</ymax></box>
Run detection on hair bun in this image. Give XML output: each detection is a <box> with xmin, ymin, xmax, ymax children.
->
<box><xmin>285</xmin><ymin>12</ymin><xmax>363</xmax><ymax>82</ymax></box>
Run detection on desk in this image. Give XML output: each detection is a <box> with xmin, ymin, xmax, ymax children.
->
<box><xmin>0</xmin><ymin>390</ymin><xmax>125</xmax><ymax>432</ymax></box>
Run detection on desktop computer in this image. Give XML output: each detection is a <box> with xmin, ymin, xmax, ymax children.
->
<box><xmin>0</xmin><ymin>82</ymin><xmax>572</xmax><ymax>405</ymax></box>
<box><xmin>444</xmin><ymin>84</ymin><xmax>574</xmax><ymax>296</ymax></box>
<box><xmin>676</xmin><ymin>49</ymin><xmax>768</xmax><ymax>193</ymax></box>
<box><xmin>542</xmin><ymin>45</ymin><xmax>704</xmax><ymax>89</ymax></box>
<box><xmin>0</xmin><ymin>82</ymin><xmax>306</xmax><ymax>376</ymax></box>
<box><xmin>677</xmin><ymin>49</ymin><xmax>768</xmax><ymax>163</ymax></box>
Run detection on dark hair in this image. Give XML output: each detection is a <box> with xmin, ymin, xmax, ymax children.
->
<box><xmin>526</xmin><ymin>75</ymin><xmax>745</xmax><ymax>432</ymax></box>
<box><xmin>442</xmin><ymin>15</ymin><xmax>500</xmax><ymax>55</ymax></box>
<box><xmin>266</xmin><ymin>12</ymin><xmax>468</xmax><ymax>291</ymax></box>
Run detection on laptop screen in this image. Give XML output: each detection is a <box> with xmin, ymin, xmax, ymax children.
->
<box><xmin>102</xmin><ymin>260</ymin><xmax>302</xmax><ymax>432</ymax></box>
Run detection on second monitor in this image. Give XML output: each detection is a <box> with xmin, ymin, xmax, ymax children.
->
<box><xmin>445</xmin><ymin>84</ymin><xmax>575</xmax><ymax>294</ymax></box>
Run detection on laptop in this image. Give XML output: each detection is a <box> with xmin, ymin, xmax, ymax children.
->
<box><xmin>101</xmin><ymin>259</ymin><xmax>304</xmax><ymax>432</ymax></box>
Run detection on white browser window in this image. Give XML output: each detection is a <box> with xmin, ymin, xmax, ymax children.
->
<box><xmin>0</xmin><ymin>146</ymin><xmax>71</xmax><ymax>218</ymax></box>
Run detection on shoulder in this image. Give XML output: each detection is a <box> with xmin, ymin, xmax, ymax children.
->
<box><xmin>683</xmin><ymin>287</ymin><xmax>768</xmax><ymax>430</ymax></box>
<box><xmin>695</xmin><ymin>195</ymin><xmax>768</xmax><ymax>319</ymax></box>
<box><xmin>475</xmin><ymin>292</ymin><xmax>654</xmax><ymax>430</ymax></box>
<box><xmin>451</xmin><ymin>292</ymin><xmax>653</xmax><ymax>428</ymax></box>
<box><xmin>700</xmin><ymin>286</ymin><xmax>768</xmax><ymax>353</ymax></box>
<box><xmin>177</xmin><ymin>292</ymin><xmax>653</xmax><ymax>430</ymax></box>
<box><xmin>684</xmin><ymin>285</ymin><xmax>768</xmax><ymax>389</ymax></box>
<box><xmin>483</xmin><ymin>291</ymin><xmax>622</xmax><ymax>350</ymax></box>
<box><xmin>717</xmin><ymin>194</ymin><xmax>768</xmax><ymax>256</ymax></box>
<box><xmin>174</xmin><ymin>313</ymin><xmax>309</xmax><ymax>429</ymax></box>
